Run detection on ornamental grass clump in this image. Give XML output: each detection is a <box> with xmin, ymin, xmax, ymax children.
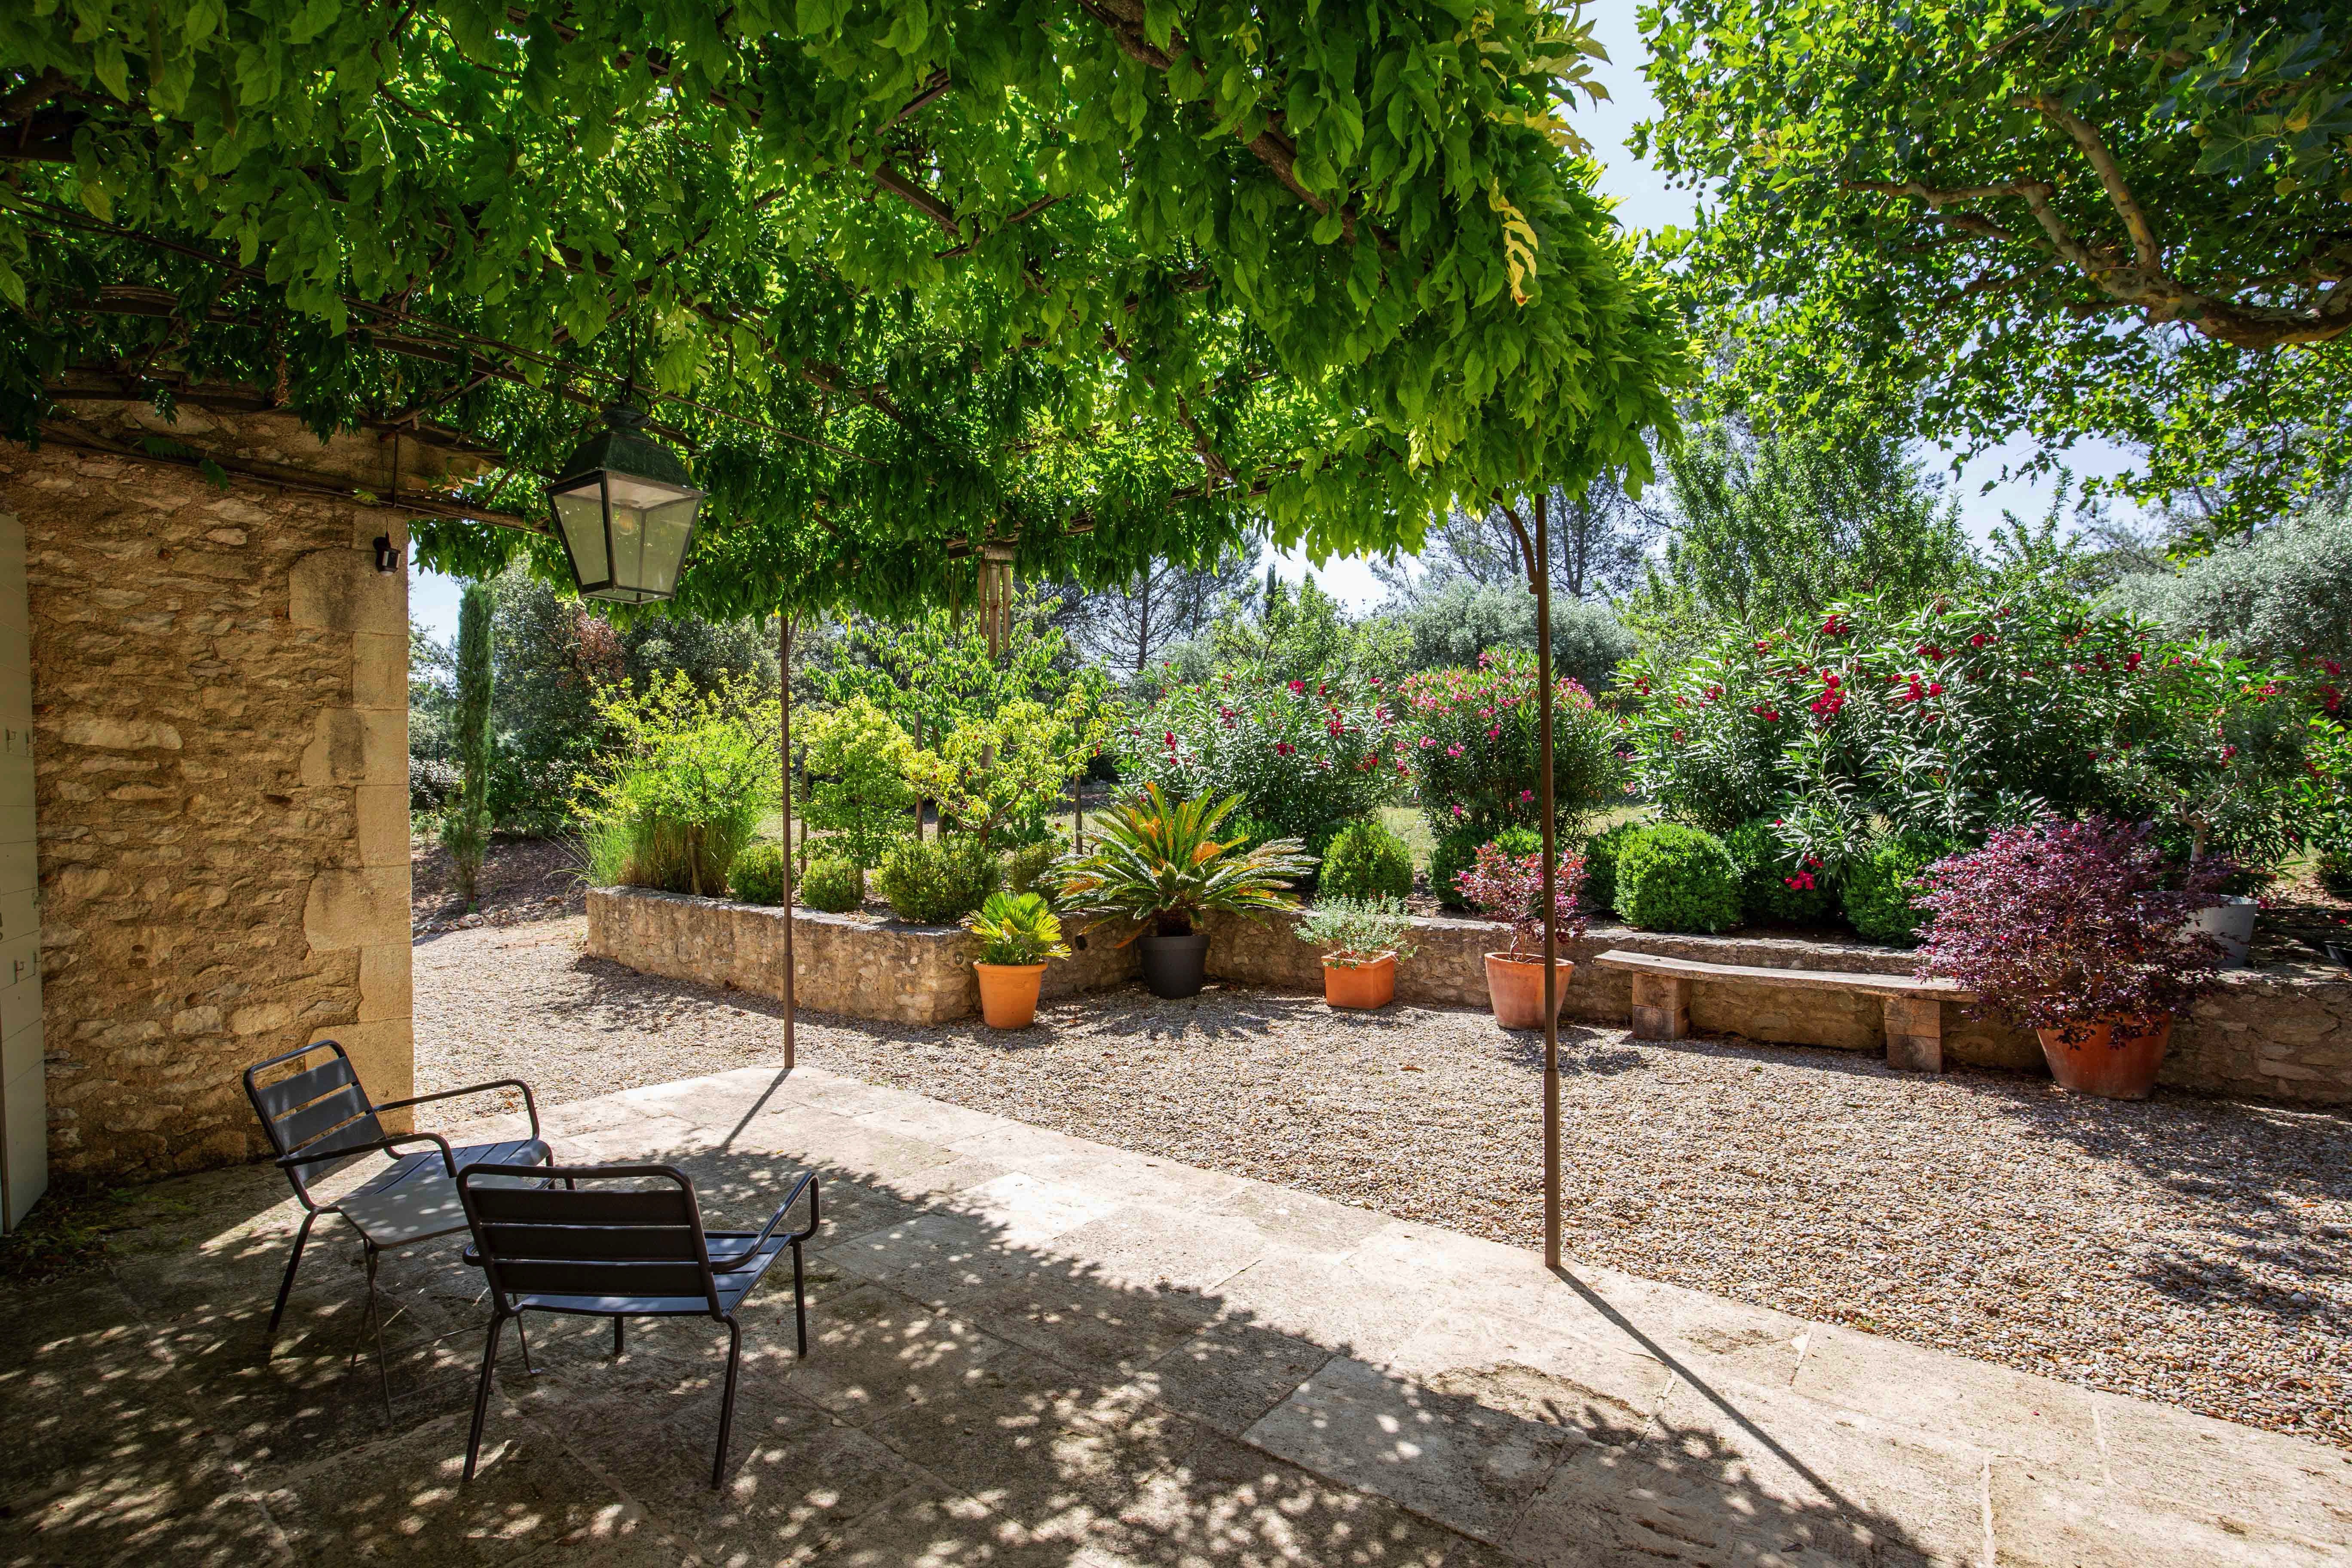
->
<box><xmin>1294</xmin><ymin>896</ymin><xmax>1419</xmax><ymax>968</ymax></box>
<box><xmin>1453</xmin><ymin>841</ymin><xmax>1587</xmax><ymax>960</ymax></box>
<box><xmin>1915</xmin><ymin>818</ymin><xmax>2229</xmax><ymax>1043</ymax></box>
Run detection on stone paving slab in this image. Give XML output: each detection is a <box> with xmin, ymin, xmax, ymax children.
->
<box><xmin>4</xmin><ymin>1061</ymin><xmax>2349</xmax><ymax>1568</ymax></box>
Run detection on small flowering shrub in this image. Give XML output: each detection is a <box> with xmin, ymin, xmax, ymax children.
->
<box><xmin>1612</xmin><ymin>824</ymin><xmax>1741</xmax><ymax>934</ymax></box>
<box><xmin>1840</xmin><ymin>833</ymin><xmax>1952</xmax><ymax>947</ymax></box>
<box><xmin>1916</xmin><ymin>818</ymin><xmax>2230</xmax><ymax>1042</ymax></box>
<box><xmin>1396</xmin><ymin>652</ymin><xmax>1621</xmax><ymax>846</ymax></box>
<box><xmin>1117</xmin><ymin>671</ymin><xmax>1409</xmax><ymax>856</ymax></box>
<box><xmin>1453</xmin><ymin>841</ymin><xmax>1587</xmax><ymax>960</ymax></box>
<box><xmin>1721</xmin><ymin>818</ymin><xmax>1834</xmax><ymax>926</ymax></box>
<box><xmin>1616</xmin><ymin>586</ymin><xmax>2314</xmax><ymax>876</ymax></box>
<box><xmin>1319</xmin><ymin>818</ymin><xmax>1415</xmax><ymax>900</ymax></box>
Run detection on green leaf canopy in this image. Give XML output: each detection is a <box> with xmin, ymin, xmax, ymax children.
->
<box><xmin>0</xmin><ymin>0</ymin><xmax>1689</xmax><ymax>618</ymax></box>
<box><xmin>1637</xmin><ymin>0</ymin><xmax>2352</xmax><ymax>531</ymax></box>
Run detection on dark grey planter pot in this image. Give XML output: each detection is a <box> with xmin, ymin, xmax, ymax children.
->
<box><xmin>1138</xmin><ymin>932</ymin><xmax>1211</xmax><ymax>998</ymax></box>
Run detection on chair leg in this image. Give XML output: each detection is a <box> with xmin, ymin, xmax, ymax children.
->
<box><xmin>711</xmin><ymin>1318</ymin><xmax>743</xmax><ymax>1491</ymax></box>
<box><xmin>515</xmin><ymin>1317</ymin><xmax>534</xmax><ymax>1375</ymax></box>
<box><xmin>464</xmin><ymin>1313</ymin><xmax>506</xmax><ymax>1482</ymax></box>
<box><xmin>790</xmin><ymin>1239</ymin><xmax>808</xmax><ymax>1359</ymax></box>
<box><xmin>359</xmin><ymin>1243</ymin><xmax>393</xmax><ymax>1419</ymax></box>
<box><xmin>613</xmin><ymin>1316</ymin><xmax>624</xmax><ymax>1358</ymax></box>
<box><xmin>266</xmin><ymin>1209</ymin><xmax>317</xmax><ymax>1352</ymax></box>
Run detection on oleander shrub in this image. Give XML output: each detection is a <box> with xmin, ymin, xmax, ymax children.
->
<box><xmin>1320</xmin><ymin>818</ymin><xmax>1415</xmax><ymax>900</ymax></box>
<box><xmin>877</xmin><ymin>834</ymin><xmax>1001</xmax><ymax>925</ymax></box>
<box><xmin>1841</xmin><ymin>833</ymin><xmax>1953</xmax><ymax>947</ymax></box>
<box><xmin>1721</xmin><ymin>818</ymin><xmax>1835</xmax><ymax>926</ymax></box>
<box><xmin>1613</xmin><ymin>824</ymin><xmax>1741</xmax><ymax>934</ymax></box>
<box><xmin>800</xmin><ymin>854</ymin><xmax>863</xmax><ymax>913</ymax></box>
<box><xmin>728</xmin><ymin>842</ymin><xmax>787</xmax><ymax>906</ymax></box>
<box><xmin>1580</xmin><ymin>820</ymin><xmax>1643</xmax><ymax>912</ymax></box>
<box><xmin>1399</xmin><ymin>651</ymin><xmax>1620</xmax><ymax>846</ymax></box>
<box><xmin>1002</xmin><ymin>839</ymin><xmax>1062</xmax><ymax>901</ymax></box>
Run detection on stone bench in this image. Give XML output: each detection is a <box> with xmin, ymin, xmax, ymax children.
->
<box><xmin>1594</xmin><ymin>949</ymin><xmax>1974</xmax><ymax>1073</ymax></box>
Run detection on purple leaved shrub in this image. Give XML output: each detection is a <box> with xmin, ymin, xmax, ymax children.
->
<box><xmin>1454</xmin><ymin>841</ymin><xmax>1587</xmax><ymax>961</ymax></box>
<box><xmin>1915</xmin><ymin>817</ymin><xmax>2230</xmax><ymax>1044</ymax></box>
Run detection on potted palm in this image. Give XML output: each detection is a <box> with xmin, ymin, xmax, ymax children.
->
<box><xmin>1454</xmin><ymin>841</ymin><xmax>1586</xmax><ymax>1029</ymax></box>
<box><xmin>1294</xmin><ymin>896</ymin><xmax>1419</xmax><ymax>1010</ymax></box>
<box><xmin>1916</xmin><ymin>817</ymin><xmax>2229</xmax><ymax>1099</ymax></box>
<box><xmin>962</xmin><ymin>891</ymin><xmax>1071</xmax><ymax>1029</ymax></box>
<box><xmin>1051</xmin><ymin>784</ymin><xmax>1313</xmax><ymax>998</ymax></box>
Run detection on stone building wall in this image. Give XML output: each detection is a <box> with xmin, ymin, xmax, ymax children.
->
<box><xmin>0</xmin><ymin>413</ymin><xmax>415</xmax><ymax>1177</ymax></box>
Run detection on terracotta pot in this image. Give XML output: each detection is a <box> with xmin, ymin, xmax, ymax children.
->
<box><xmin>1323</xmin><ymin>952</ymin><xmax>1396</xmax><ymax>1010</ymax></box>
<box><xmin>974</xmin><ymin>962</ymin><xmax>1047</xmax><ymax>1029</ymax></box>
<box><xmin>2035</xmin><ymin>1015</ymin><xmax>2172</xmax><ymax>1099</ymax></box>
<box><xmin>1483</xmin><ymin>952</ymin><xmax>1576</xmax><ymax>1030</ymax></box>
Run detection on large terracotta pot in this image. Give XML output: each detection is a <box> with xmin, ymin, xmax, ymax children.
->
<box><xmin>2035</xmin><ymin>1015</ymin><xmax>2172</xmax><ymax>1099</ymax></box>
<box><xmin>1483</xmin><ymin>952</ymin><xmax>1576</xmax><ymax>1029</ymax></box>
<box><xmin>1323</xmin><ymin>952</ymin><xmax>1397</xmax><ymax>1011</ymax></box>
<box><xmin>974</xmin><ymin>962</ymin><xmax>1047</xmax><ymax>1029</ymax></box>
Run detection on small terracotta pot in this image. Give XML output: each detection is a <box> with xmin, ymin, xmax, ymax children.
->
<box><xmin>1483</xmin><ymin>952</ymin><xmax>1576</xmax><ymax>1030</ymax></box>
<box><xmin>1323</xmin><ymin>952</ymin><xmax>1396</xmax><ymax>1010</ymax></box>
<box><xmin>2035</xmin><ymin>1014</ymin><xmax>2172</xmax><ymax>1099</ymax></box>
<box><xmin>974</xmin><ymin>962</ymin><xmax>1047</xmax><ymax>1029</ymax></box>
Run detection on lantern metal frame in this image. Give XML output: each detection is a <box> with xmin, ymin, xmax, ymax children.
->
<box><xmin>543</xmin><ymin>401</ymin><xmax>705</xmax><ymax>605</ymax></box>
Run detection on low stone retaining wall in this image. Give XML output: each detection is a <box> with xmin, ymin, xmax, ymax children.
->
<box><xmin>588</xmin><ymin>887</ymin><xmax>2352</xmax><ymax>1106</ymax></box>
<box><xmin>585</xmin><ymin>887</ymin><xmax>1136</xmax><ymax>1026</ymax></box>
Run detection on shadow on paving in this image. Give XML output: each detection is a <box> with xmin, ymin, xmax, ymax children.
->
<box><xmin>0</xmin><ymin>1084</ymin><xmax>1939</xmax><ymax>1568</ymax></box>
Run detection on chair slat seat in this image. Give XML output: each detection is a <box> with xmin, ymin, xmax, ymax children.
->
<box><xmin>336</xmin><ymin>1139</ymin><xmax>554</xmax><ymax>1247</ymax></box>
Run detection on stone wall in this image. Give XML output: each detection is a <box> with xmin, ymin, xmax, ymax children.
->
<box><xmin>2</xmin><ymin>408</ymin><xmax>418</xmax><ymax>1176</ymax></box>
<box><xmin>592</xmin><ymin>888</ymin><xmax>2352</xmax><ymax>1107</ymax></box>
<box><xmin>585</xmin><ymin>887</ymin><xmax>1139</xmax><ymax>1025</ymax></box>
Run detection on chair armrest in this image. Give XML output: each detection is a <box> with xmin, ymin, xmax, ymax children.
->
<box><xmin>710</xmin><ymin>1170</ymin><xmax>820</xmax><ymax>1272</ymax></box>
<box><xmin>277</xmin><ymin>1130</ymin><xmax>458</xmax><ymax>1179</ymax></box>
<box><xmin>374</xmin><ymin>1078</ymin><xmax>540</xmax><ymax>1139</ymax></box>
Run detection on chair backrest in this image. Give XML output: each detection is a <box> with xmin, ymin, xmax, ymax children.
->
<box><xmin>243</xmin><ymin>1040</ymin><xmax>385</xmax><ymax>1197</ymax></box>
<box><xmin>458</xmin><ymin>1164</ymin><xmax>722</xmax><ymax>1314</ymax></box>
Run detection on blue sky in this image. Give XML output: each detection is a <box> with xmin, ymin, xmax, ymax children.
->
<box><xmin>416</xmin><ymin>14</ymin><xmax>2140</xmax><ymax>639</ymax></box>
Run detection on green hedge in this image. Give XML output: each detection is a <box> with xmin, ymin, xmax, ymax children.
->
<box><xmin>1320</xmin><ymin>818</ymin><xmax>1415</xmax><ymax>900</ymax></box>
<box><xmin>877</xmin><ymin>835</ymin><xmax>1001</xmax><ymax>925</ymax></box>
<box><xmin>799</xmin><ymin>855</ymin><xmax>863</xmax><ymax>913</ymax></box>
<box><xmin>1581</xmin><ymin>820</ymin><xmax>1644</xmax><ymax>912</ymax></box>
<box><xmin>1613</xmin><ymin>824</ymin><xmax>1741</xmax><ymax>933</ymax></box>
<box><xmin>1841</xmin><ymin>835</ymin><xmax>1948</xmax><ymax>947</ymax></box>
<box><xmin>727</xmin><ymin>842</ymin><xmax>787</xmax><ymax>906</ymax></box>
<box><xmin>1721</xmin><ymin>819</ymin><xmax>1835</xmax><ymax>926</ymax></box>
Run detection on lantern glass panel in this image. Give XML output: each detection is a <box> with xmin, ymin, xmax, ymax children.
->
<box><xmin>551</xmin><ymin>480</ymin><xmax>610</xmax><ymax>586</ymax></box>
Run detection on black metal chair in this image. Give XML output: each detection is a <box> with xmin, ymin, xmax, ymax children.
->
<box><xmin>242</xmin><ymin>1040</ymin><xmax>554</xmax><ymax>1408</ymax></box>
<box><xmin>455</xmin><ymin>1161</ymin><xmax>820</xmax><ymax>1489</ymax></box>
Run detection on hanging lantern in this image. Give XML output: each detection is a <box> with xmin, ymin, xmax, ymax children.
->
<box><xmin>544</xmin><ymin>402</ymin><xmax>703</xmax><ymax>604</ymax></box>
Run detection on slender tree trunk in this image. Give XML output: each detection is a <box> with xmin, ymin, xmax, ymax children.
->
<box><xmin>1135</xmin><ymin>566</ymin><xmax>1151</xmax><ymax>675</ymax></box>
<box><xmin>1533</xmin><ymin>493</ymin><xmax>1561</xmax><ymax>1272</ymax></box>
<box><xmin>780</xmin><ymin>612</ymin><xmax>795</xmax><ymax>1071</ymax></box>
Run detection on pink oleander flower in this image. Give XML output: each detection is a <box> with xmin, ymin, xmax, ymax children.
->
<box><xmin>1446</xmin><ymin>744</ymin><xmax>1464</xmax><ymax>757</ymax></box>
<box><xmin>1420</xmin><ymin>736</ymin><xmax>1436</xmax><ymax>749</ymax></box>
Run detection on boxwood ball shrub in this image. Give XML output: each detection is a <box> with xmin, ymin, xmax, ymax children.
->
<box><xmin>1429</xmin><ymin>828</ymin><xmax>1483</xmax><ymax>908</ymax></box>
<box><xmin>1320</xmin><ymin>818</ymin><xmax>1414</xmax><ymax>900</ymax></box>
<box><xmin>800</xmin><ymin>854</ymin><xmax>863</xmax><ymax>914</ymax></box>
<box><xmin>1841</xmin><ymin>833</ymin><xmax>1950</xmax><ymax>947</ymax></box>
<box><xmin>877</xmin><ymin>835</ymin><xmax>1001</xmax><ymax>925</ymax></box>
<box><xmin>1580</xmin><ymin>820</ymin><xmax>1643</xmax><ymax>912</ymax></box>
<box><xmin>1613</xmin><ymin>824</ymin><xmax>1741</xmax><ymax>934</ymax></box>
<box><xmin>1721</xmin><ymin>819</ymin><xmax>1834</xmax><ymax>926</ymax></box>
<box><xmin>1002</xmin><ymin>839</ymin><xmax>1062</xmax><ymax>901</ymax></box>
<box><xmin>728</xmin><ymin>842</ymin><xmax>787</xmax><ymax>906</ymax></box>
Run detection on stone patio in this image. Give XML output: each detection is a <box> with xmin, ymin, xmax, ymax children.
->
<box><xmin>5</xmin><ymin>1065</ymin><xmax>2349</xmax><ymax>1567</ymax></box>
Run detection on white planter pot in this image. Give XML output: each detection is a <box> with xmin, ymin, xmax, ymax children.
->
<box><xmin>2185</xmin><ymin>897</ymin><xmax>2258</xmax><ymax>968</ymax></box>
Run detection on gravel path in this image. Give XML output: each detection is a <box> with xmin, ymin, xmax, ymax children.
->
<box><xmin>417</xmin><ymin>912</ymin><xmax>2352</xmax><ymax>1449</ymax></box>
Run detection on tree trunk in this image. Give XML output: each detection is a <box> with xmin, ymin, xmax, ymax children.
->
<box><xmin>780</xmin><ymin>612</ymin><xmax>796</xmax><ymax>1070</ymax></box>
<box><xmin>1532</xmin><ymin>492</ymin><xmax>1562</xmax><ymax>1272</ymax></box>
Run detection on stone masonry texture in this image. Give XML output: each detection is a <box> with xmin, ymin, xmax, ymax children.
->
<box><xmin>2</xmin><ymin>408</ymin><xmax>415</xmax><ymax>1177</ymax></box>
<box><xmin>594</xmin><ymin>887</ymin><xmax>2352</xmax><ymax>1106</ymax></box>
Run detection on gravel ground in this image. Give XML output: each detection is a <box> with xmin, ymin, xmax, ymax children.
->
<box><xmin>417</xmin><ymin>910</ymin><xmax>2352</xmax><ymax>1449</ymax></box>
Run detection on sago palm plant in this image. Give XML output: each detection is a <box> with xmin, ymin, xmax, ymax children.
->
<box><xmin>1051</xmin><ymin>785</ymin><xmax>1314</xmax><ymax>941</ymax></box>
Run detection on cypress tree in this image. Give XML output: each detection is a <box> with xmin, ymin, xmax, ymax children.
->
<box><xmin>442</xmin><ymin>579</ymin><xmax>495</xmax><ymax>908</ymax></box>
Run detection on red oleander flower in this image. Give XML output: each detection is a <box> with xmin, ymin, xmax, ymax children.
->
<box><xmin>1926</xmin><ymin>682</ymin><xmax>1943</xmax><ymax>697</ymax></box>
<box><xmin>1970</xmin><ymin>633</ymin><xmax>1993</xmax><ymax>647</ymax></box>
<box><xmin>1784</xmin><ymin>872</ymin><xmax>1816</xmax><ymax>891</ymax></box>
<box><xmin>1287</xmin><ymin>680</ymin><xmax>1306</xmax><ymax>695</ymax></box>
